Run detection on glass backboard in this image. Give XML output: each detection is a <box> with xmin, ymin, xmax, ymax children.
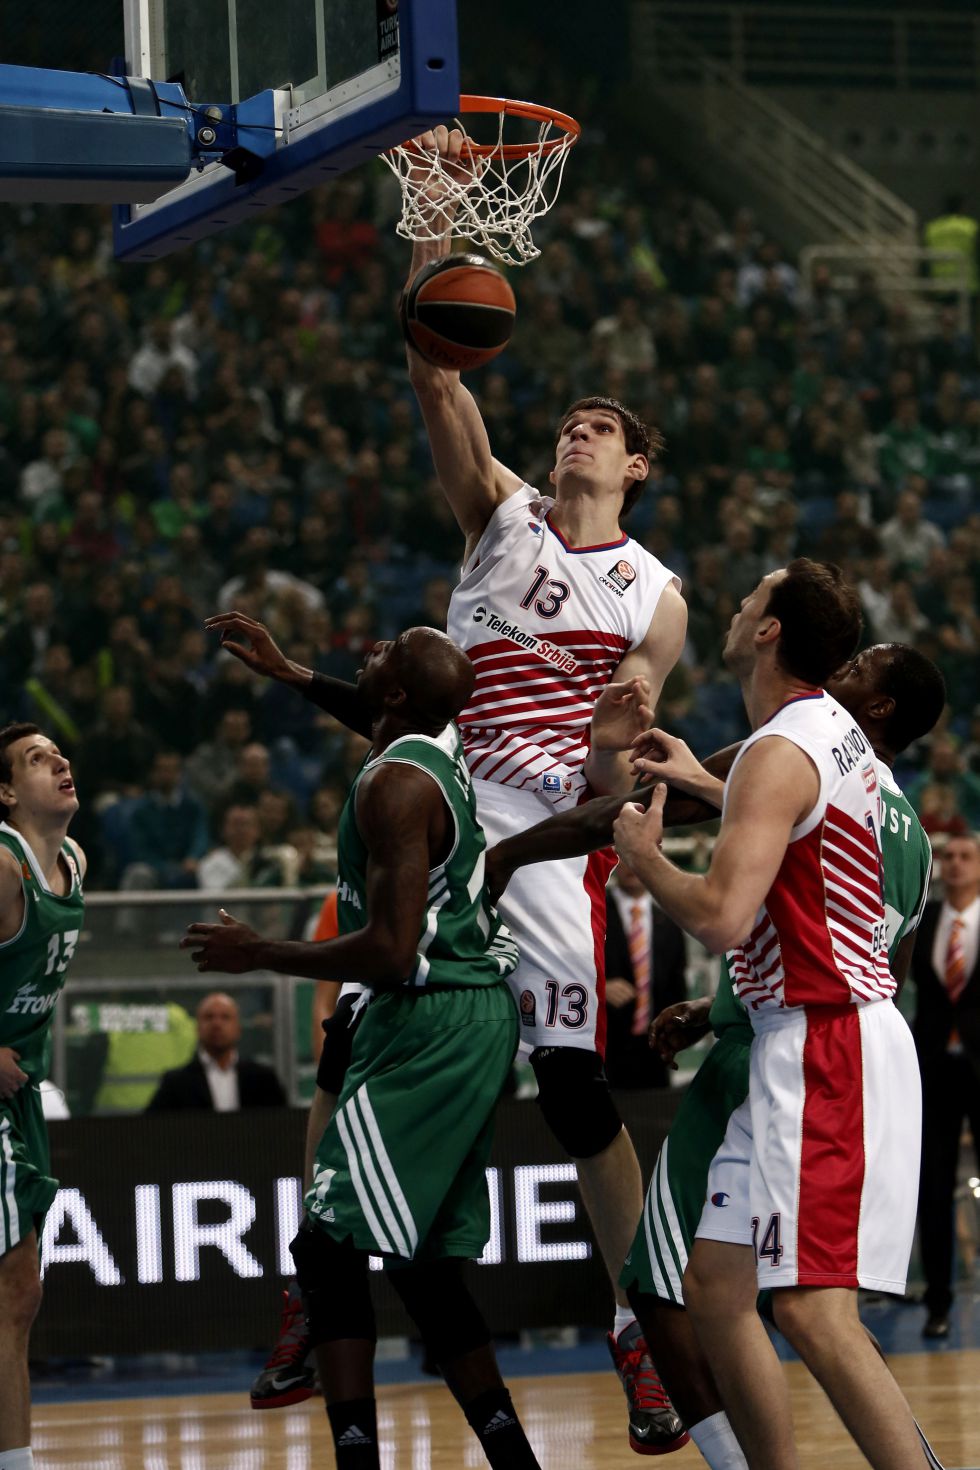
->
<box><xmin>114</xmin><ymin>0</ymin><xmax>458</xmax><ymax>261</ymax></box>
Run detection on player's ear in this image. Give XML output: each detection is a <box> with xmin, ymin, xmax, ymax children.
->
<box><xmin>626</xmin><ymin>453</ymin><xmax>649</xmax><ymax>483</ymax></box>
<box><xmin>0</xmin><ymin>783</ymin><xmax>15</xmax><ymax>813</ymax></box>
<box><xmin>867</xmin><ymin>692</ymin><xmax>895</xmax><ymax>725</ymax></box>
<box><xmin>548</xmin><ymin>465</ymin><xmax>557</xmax><ymax>486</ymax></box>
<box><xmin>756</xmin><ymin>614</ymin><xmax>781</xmax><ymax>649</ymax></box>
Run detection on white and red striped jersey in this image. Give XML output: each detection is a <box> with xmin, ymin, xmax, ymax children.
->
<box><xmin>447</xmin><ymin>484</ymin><xmax>679</xmax><ymax>806</ymax></box>
<box><xmin>724</xmin><ymin>690</ymin><xmax>893</xmax><ymax>1015</ymax></box>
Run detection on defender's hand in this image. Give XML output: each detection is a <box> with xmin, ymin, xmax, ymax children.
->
<box><xmin>181</xmin><ymin>910</ymin><xmax>262</xmax><ymax>974</ymax></box>
<box><xmin>648</xmin><ymin>998</ymin><xmax>712</xmax><ymax>1068</ymax></box>
<box><xmin>204</xmin><ymin>612</ymin><xmax>294</xmax><ymax>682</ymax></box>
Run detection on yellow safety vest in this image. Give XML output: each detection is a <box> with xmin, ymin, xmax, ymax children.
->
<box><xmin>93</xmin><ymin>1003</ymin><xmax>198</xmax><ymax>1113</ymax></box>
<box><xmin>924</xmin><ymin>214</ymin><xmax>979</xmax><ymax>291</ymax></box>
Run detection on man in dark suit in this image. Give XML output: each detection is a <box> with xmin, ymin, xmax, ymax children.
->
<box><xmin>145</xmin><ymin>991</ymin><xmax>287</xmax><ymax>1110</ymax></box>
<box><xmin>605</xmin><ymin>861</ymin><xmax>688</xmax><ymax>1088</ymax></box>
<box><xmin>910</xmin><ymin>832</ymin><xmax>980</xmax><ymax>1338</ymax></box>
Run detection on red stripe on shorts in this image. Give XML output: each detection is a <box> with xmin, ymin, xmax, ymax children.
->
<box><xmin>583</xmin><ymin>847</ymin><xmax>616</xmax><ymax>1058</ymax></box>
<box><xmin>797</xmin><ymin>1006</ymin><xmax>865</xmax><ymax>1286</ymax></box>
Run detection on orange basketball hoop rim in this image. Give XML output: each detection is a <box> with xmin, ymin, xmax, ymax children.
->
<box><xmin>455</xmin><ymin>95</ymin><xmax>581</xmax><ymax>158</ymax></box>
<box><xmin>391</xmin><ymin>95</ymin><xmax>580</xmax><ymax>159</ymax></box>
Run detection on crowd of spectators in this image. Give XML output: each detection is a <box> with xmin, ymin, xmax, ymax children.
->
<box><xmin>1</xmin><ymin>120</ymin><xmax>979</xmax><ymax>886</ymax></box>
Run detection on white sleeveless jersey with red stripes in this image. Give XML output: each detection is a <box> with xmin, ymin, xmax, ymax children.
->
<box><xmin>724</xmin><ymin>690</ymin><xmax>893</xmax><ymax>1014</ymax></box>
<box><xmin>447</xmin><ymin>483</ymin><xmax>680</xmax><ymax>804</ymax></box>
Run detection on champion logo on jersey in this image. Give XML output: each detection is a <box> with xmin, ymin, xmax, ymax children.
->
<box><xmin>527</xmin><ymin>520</ymin><xmax>542</xmax><ymax>534</ymax></box>
<box><xmin>542</xmin><ymin>773</ymin><xmax>573</xmax><ymax>794</ymax></box>
<box><xmin>711</xmin><ymin>1192</ymin><xmax>730</xmax><ymax>1207</ymax></box>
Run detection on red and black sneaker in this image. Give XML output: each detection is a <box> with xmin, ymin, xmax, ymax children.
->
<box><xmin>608</xmin><ymin>1320</ymin><xmax>689</xmax><ymax>1456</ymax></box>
<box><xmin>250</xmin><ymin>1285</ymin><xmax>319</xmax><ymax>1410</ymax></box>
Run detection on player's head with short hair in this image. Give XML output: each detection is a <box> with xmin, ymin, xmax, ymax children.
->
<box><xmin>765</xmin><ymin>560</ymin><xmax>862</xmax><ymax>685</ymax></box>
<box><xmin>827</xmin><ymin>644</ymin><xmax>946</xmax><ymax>758</ymax></box>
<box><xmin>359</xmin><ymin>628</ymin><xmax>475</xmax><ymax>733</ymax></box>
<box><xmin>554</xmin><ymin>397</ymin><xmax>664</xmax><ymax>517</ymax></box>
<box><xmin>0</xmin><ymin>723</ymin><xmax>77</xmax><ymax>826</ymax></box>
<box><xmin>724</xmin><ymin>560</ymin><xmax>861</xmax><ymax>686</ymax></box>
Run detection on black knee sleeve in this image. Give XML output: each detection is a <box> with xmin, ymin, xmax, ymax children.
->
<box><xmin>289</xmin><ymin>1220</ymin><xmax>376</xmax><ymax>1346</ymax></box>
<box><xmin>387</xmin><ymin>1259</ymin><xmax>491</xmax><ymax>1364</ymax></box>
<box><xmin>530</xmin><ymin>1046</ymin><xmax>623</xmax><ymax>1158</ymax></box>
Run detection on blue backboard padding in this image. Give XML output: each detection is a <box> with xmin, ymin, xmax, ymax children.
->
<box><xmin>113</xmin><ymin>0</ymin><xmax>459</xmax><ymax>261</ymax></box>
<box><xmin>0</xmin><ymin>108</ymin><xmax>190</xmax><ymax>181</ymax></box>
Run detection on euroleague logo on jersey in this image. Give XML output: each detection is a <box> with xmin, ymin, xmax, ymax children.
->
<box><xmin>519</xmin><ymin>990</ymin><xmax>536</xmax><ymax>1027</ymax></box>
<box><xmin>600</xmin><ymin>559</ymin><xmax>636</xmax><ymax>597</ymax></box>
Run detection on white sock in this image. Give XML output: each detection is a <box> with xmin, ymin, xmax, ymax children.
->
<box><xmin>0</xmin><ymin>1449</ymin><xmax>34</xmax><ymax>1470</ymax></box>
<box><xmin>689</xmin><ymin>1412</ymin><xmax>748</xmax><ymax>1470</ymax></box>
<box><xmin>612</xmin><ymin>1305</ymin><xmax>636</xmax><ymax>1339</ymax></box>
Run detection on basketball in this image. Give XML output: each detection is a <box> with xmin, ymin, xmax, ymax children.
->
<box><xmin>401</xmin><ymin>254</ymin><xmax>516</xmax><ymax>371</ymax></box>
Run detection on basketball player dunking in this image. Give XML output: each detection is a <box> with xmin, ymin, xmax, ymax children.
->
<box><xmin>404</xmin><ymin>126</ymin><xmax>689</xmax><ymax>1451</ymax></box>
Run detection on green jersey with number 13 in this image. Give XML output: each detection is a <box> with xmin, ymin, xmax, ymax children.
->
<box><xmin>0</xmin><ymin>822</ymin><xmax>84</xmax><ymax>1081</ymax></box>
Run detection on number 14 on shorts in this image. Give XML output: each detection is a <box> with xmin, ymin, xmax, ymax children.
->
<box><xmin>752</xmin><ymin>1212</ymin><xmax>784</xmax><ymax>1268</ymax></box>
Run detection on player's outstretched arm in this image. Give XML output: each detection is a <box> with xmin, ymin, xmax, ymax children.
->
<box><xmin>204</xmin><ymin>612</ymin><xmax>373</xmax><ymax>738</ymax></box>
<box><xmin>612</xmin><ymin>738</ymin><xmax>818</xmax><ymax>953</ymax></box>
<box><xmin>181</xmin><ymin>765</ymin><xmax>442</xmax><ymax>985</ymax></box>
<box><xmin>584</xmin><ymin>583</ymin><xmax>688</xmax><ymax>795</ymax></box>
<box><xmin>484</xmin><ymin>742</ymin><xmax>740</xmax><ymax>900</ymax></box>
<box><xmin>403</xmin><ymin>126</ymin><xmax>522</xmax><ymax>557</ymax></box>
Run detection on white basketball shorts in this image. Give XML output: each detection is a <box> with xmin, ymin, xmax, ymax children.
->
<box><xmin>696</xmin><ymin>999</ymin><xmax>921</xmax><ymax>1293</ymax></box>
<box><xmin>473</xmin><ymin>777</ymin><xmax>616</xmax><ymax>1055</ymax></box>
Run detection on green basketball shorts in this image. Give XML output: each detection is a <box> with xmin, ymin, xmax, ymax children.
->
<box><xmin>0</xmin><ymin>1084</ymin><xmax>58</xmax><ymax>1256</ymax></box>
<box><xmin>306</xmin><ymin>984</ymin><xmax>518</xmax><ymax>1262</ymax></box>
<box><xmin>620</xmin><ymin>1030</ymin><xmax>751</xmax><ymax>1305</ymax></box>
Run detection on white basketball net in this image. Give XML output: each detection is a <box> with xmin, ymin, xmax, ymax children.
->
<box><xmin>382</xmin><ymin>108</ymin><xmax>578</xmax><ymax>267</ymax></box>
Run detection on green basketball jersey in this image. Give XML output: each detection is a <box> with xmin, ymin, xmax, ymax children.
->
<box><xmin>335</xmin><ymin>724</ymin><xmax>519</xmax><ymax>989</ymax></box>
<box><xmin>709</xmin><ymin>759</ymin><xmax>932</xmax><ymax>1039</ymax></box>
<box><xmin>0</xmin><ymin>823</ymin><xmax>85</xmax><ymax>1080</ymax></box>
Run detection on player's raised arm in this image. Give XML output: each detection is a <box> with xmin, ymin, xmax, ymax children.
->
<box><xmin>403</xmin><ymin>127</ymin><xmax>522</xmax><ymax>555</ymax></box>
<box><xmin>204</xmin><ymin>611</ymin><xmax>374</xmax><ymax>738</ymax></box>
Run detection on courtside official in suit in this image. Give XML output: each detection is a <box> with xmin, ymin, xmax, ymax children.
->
<box><xmin>911</xmin><ymin>833</ymin><xmax>980</xmax><ymax>1338</ymax></box>
<box><xmin>145</xmin><ymin>991</ymin><xmax>287</xmax><ymax>1111</ymax></box>
<box><xmin>605</xmin><ymin>862</ymin><xmax>688</xmax><ymax>1088</ymax></box>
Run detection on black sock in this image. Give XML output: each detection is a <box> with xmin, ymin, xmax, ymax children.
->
<box><xmin>463</xmin><ymin>1387</ymin><xmax>540</xmax><ymax>1469</ymax></box>
<box><xmin>327</xmin><ymin>1397</ymin><xmax>379</xmax><ymax>1469</ymax></box>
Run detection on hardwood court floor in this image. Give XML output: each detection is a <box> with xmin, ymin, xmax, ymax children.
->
<box><xmin>31</xmin><ymin>1351</ymin><xmax>980</xmax><ymax>1468</ymax></box>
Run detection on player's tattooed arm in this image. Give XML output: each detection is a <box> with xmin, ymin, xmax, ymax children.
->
<box><xmin>584</xmin><ymin>583</ymin><xmax>688</xmax><ymax>796</ymax></box>
<box><xmin>204</xmin><ymin>611</ymin><xmax>374</xmax><ymax>738</ymax></box>
<box><xmin>181</xmin><ymin>765</ymin><xmax>446</xmax><ymax>986</ymax></box>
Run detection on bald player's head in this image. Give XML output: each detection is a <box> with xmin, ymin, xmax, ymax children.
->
<box><xmin>357</xmin><ymin>628</ymin><xmax>475</xmax><ymax>731</ymax></box>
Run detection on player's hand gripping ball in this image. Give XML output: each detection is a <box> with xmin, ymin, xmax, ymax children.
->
<box><xmin>401</xmin><ymin>254</ymin><xmax>516</xmax><ymax>372</ymax></box>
